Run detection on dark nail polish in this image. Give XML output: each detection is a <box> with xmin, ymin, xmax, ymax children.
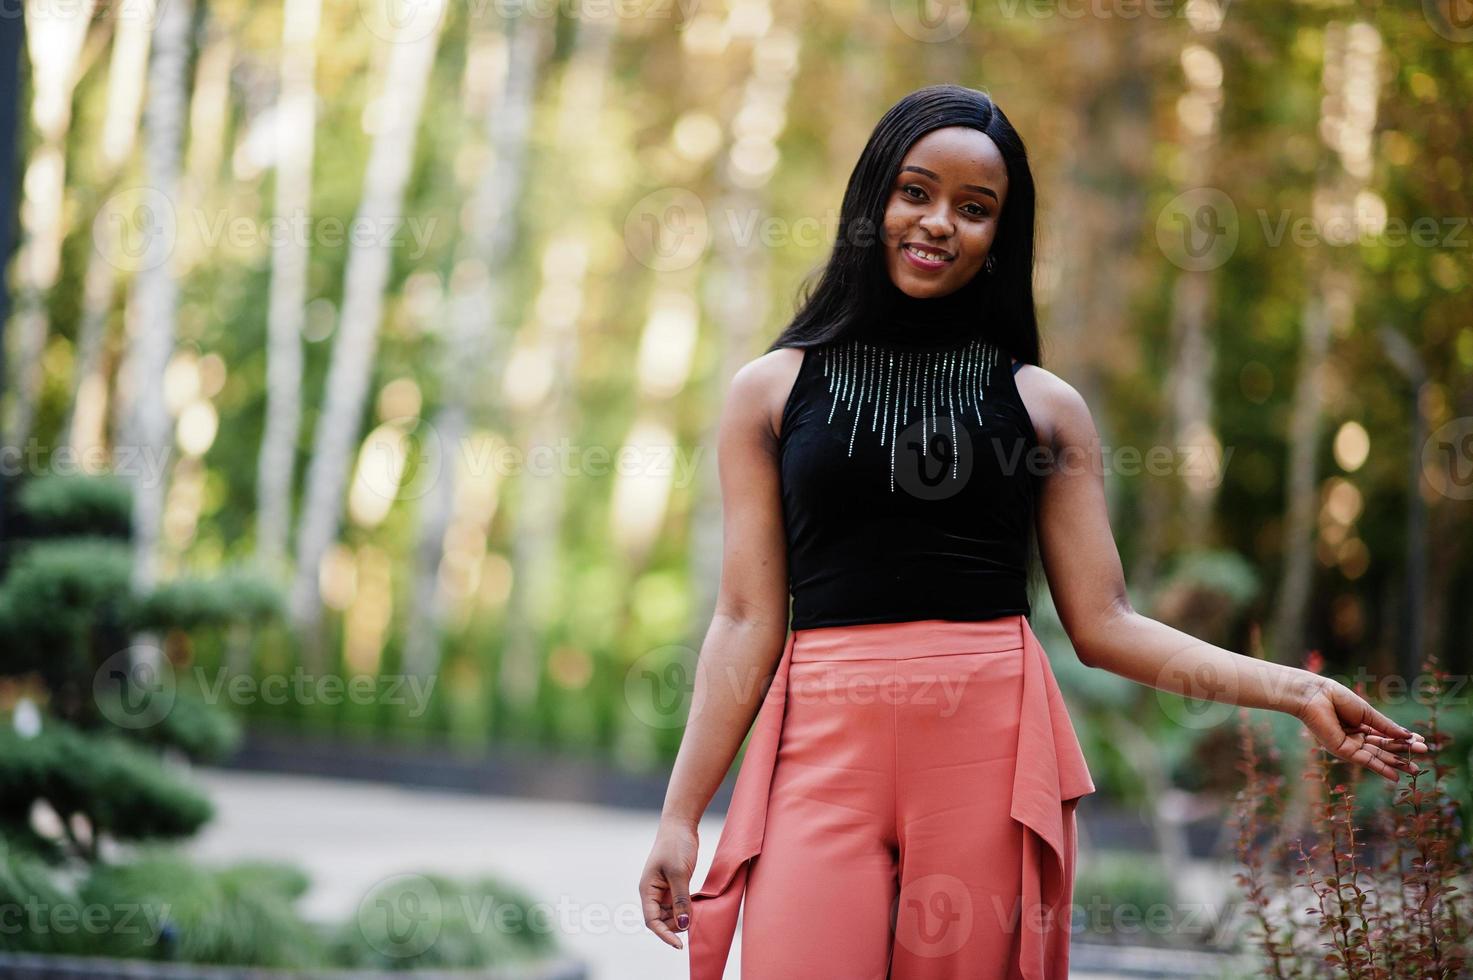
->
<box><xmin>678</xmin><ymin>913</ymin><xmax>689</xmax><ymax>929</ymax></box>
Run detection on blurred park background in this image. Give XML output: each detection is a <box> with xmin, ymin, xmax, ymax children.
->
<box><xmin>0</xmin><ymin>0</ymin><xmax>1470</xmax><ymax>976</ymax></box>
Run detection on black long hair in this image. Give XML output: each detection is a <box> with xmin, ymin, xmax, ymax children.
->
<box><xmin>766</xmin><ymin>84</ymin><xmax>1041</xmax><ymax>369</ymax></box>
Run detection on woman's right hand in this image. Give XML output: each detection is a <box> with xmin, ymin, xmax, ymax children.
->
<box><xmin>639</xmin><ymin>817</ymin><xmax>700</xmax><ymax>950</ymax></box>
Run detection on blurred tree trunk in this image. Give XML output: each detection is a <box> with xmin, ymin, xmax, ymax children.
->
<box><xmin>254</xmin><ymin>0</ymin><xmax>321</xmax><ymax>570</ymax></box>
<box><xmin>4</xmin><ymin>0</ymin><xmax>97</xmax><ymax>451</ymax></box>
<box><xmin>1377</xmin><ymin>326</ymin><xmax>1427</xmax><ymax>686</ymax></box>
<box><xmin>1269</xmin><ymin>21</ymin><xmax>1382</xmax><ymax>662</ymax></box>
<box><xmin>1046</xmin><ymin>19</ymin><xmax>1200</xmax><ymax>904</ymax></box>
<box><xmin>60</xmin><ymin>12</ymin><xmax>150</xmax><ymax>462</ymax></box>
<box><xmin>122</xmin><ymin>0</ymin><xmax>194</xmax><ymax>598</ymax></box>
<box><xmin>0</xmin><ymin>0</ymin><xmax>24</xmax><ymax>561</ymax></box>
<box><xmin>1043</xmin><ymin>21</ymin><xmax>1149</xmax><ymax>403</ymax></box>
<box><xmin>1130</xmin><ymin>7</ymin><xmax>1227</xmax><ymax>594</ymax></box>
<box><xmin>288</xmin><ymin>0</ymin><xmax>446</xmax><ymax>660</ymax></box>
<box><xmin>109</xmin><ymin>0</ymin><xmax>193</xmax><ymax>689</ymax></box>
<box><xmin>401</xmin><ymin>11</ymin><xmax>545</xmax><ymax>680</ymax></box>
<box><xmin>1422</xmin><ymin>386</ymin><xmax>1471</xmax><ymax>673</ymax></box>
<box><xmin>496</xmin><ymin>11</ymin><xmax>616</xmax><ymax>720</ymax></box>
<box><xmin>154</xmin><ymin>25</ymin><xmax>231</xmax><ymax>576</ymax></box>
<box><xmin>687</xmin><ymin>28</ymin><xmax>800</xmax><ymax>637</ymax></box>
<box><xmin>1046</xmin><ymin>24</ymin><xmax>1150</xmax><ymax>580</ymax></box>
<box><xmin>181</xmin><ymin>24</ymin><xmax>231</xmax><ymax>194</ymax></box>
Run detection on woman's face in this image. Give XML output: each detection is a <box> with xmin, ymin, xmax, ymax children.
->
<box><xmin>881</xmin><ymin>126</ymin><xmax>1009</xmax><ymax>298</ymax></box>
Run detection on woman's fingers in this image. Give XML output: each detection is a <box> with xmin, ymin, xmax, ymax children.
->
<box><xmin>1332</xmin><ymin>733</ymin><xmax>1404</xmax><ymax>782</ymax></box>
<box><xmin>1351</xmin><ymin>722</ymin><xmax>1431</xmax><ymax>752</ymax></box>
<box><xmin>1356</xmin><ymin>728</ymin><xmax>1431</xmax><ymax>754</ymax></box>
<box><xmin>1361</xmin><ymin>740</ymin><xmax>1419</xmax><ymax>774</ymax></box>
<box><xmin>1333</xmin><ymin>685</ymin><xmax>1424</xmax><ymax>743</ymax></box>
<box><xmin>668</xmin><ymin>871</ymin><xmax>693</xmax><ymax>934</ymax></box>
<box><xmin>641</xmin><ymin>872</ymin><xmax>685</xmax><ymax>949</ymax></box>
<box><xmin>1294</xmin><ymin>679</ymin><xmax>1435</xmax><ymax>783</ymax></box>
<box><xmin>1299</xmin><ymin>687</ymin><xmax>1415</xmax><ymax>782</ymax></box>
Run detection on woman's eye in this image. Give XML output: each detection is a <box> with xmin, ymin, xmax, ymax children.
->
<box><xmin>901</xmin><ymin>185</ymin><xmax>985</xmax><ymax>217</ymax></box>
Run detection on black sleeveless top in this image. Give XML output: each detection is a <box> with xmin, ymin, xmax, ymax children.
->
<box><xmin>777</xmin><ymin>282</ymin><xmax>1040</xmax><ymax>631</ymax></box>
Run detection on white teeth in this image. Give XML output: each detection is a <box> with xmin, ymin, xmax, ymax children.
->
<box><xmin>906</xmin><ymin>244</ymin><xmax>949</xmax><ymax>261</ymax></box>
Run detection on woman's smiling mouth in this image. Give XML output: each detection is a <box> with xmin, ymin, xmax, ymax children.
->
<box><xmin>902</xmin><ymin>242</ymin><xmax>955</xmax><ymax>270</ymax></box>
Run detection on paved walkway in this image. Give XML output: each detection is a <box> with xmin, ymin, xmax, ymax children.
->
<box><xmin>185</xmin><ymin>768</ymin><xmax>1237</xmax><ymax>979</ymax></box>
<box><xmin>188</xmin><ymin>768</ymin><xmax>702</xmax><ymax>979</ymax></box>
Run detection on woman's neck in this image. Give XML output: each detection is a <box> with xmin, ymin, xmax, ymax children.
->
<box><xmin>855</xmin><ymin>278</ymin><xmax>983</xmax><ymax>348</ymax></box>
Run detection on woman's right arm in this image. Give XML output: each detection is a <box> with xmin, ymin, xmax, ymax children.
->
<box><xmin>638</xmin><ymin>350</ymin><xmax>796</xmax><ymax>950</ymax></box>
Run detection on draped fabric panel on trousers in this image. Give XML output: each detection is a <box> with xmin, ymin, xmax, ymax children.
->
<box><xmin>687</xmin><ymin>615</ymin><xmax>1096</xmax><ymax>980</ymax></box>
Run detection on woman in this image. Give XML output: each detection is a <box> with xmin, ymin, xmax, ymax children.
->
<box><xmin>638</xmin><ymin>85</ymin><xmax>1429</xmax><ymax>979</ymax></box>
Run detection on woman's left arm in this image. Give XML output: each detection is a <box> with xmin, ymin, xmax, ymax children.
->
<box><xmin>1027</xmin><ymin>370</ymin><xmax>1429</xmax><ymax>782</ymax></box>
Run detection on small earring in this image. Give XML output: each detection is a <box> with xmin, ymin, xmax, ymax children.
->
<box><xmin>984</xmin><ymin>254</ymin><xmax>996</xmax><ymax>274</ymax></box>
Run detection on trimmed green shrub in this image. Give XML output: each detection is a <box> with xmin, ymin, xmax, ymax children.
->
<box><xmin>0</xmin><ymin>838</ymin><xmax>82</xmax><ymax>953</ymax></box>
<box><xmin>0</xmin><ymin>722</ymin><xmax>212</xmax><ymax>857</ymax></box>
<box><xmin>79</xmin><ymin>850</ymin><xmax>328</xmax><ymax>967</ymax></box>
<box><xmin>331</xmin><ymin>871</ymin><xmax>560</xmax><ymax>970</ymax></box>
<box><xmin>1073</xmin><ymin>850</ymin><xmax>1182</xmax><ymax>945</ymax></box>
<box><xmin>1149</xmin><ymin>548</ymin><xmax>1261</xmax><ymax>649</ymax></box>
<box><xmin>14</xmin><ymin>474</ymin><xmax>132</xmax><ymax>540</ymax></box>
<box><xmin>128</xmin><ymin>570</ymin><xmax>285</xmax><ymax>632</ymax></box>
<box><xmin>101</xmin><ymin>688</ymin><xmax>243</xmax><ymax>764</ymax></box>
<box><xmin>0</xmin><ymin>537</ymin><xmax>132</xmax><ymax>691</ymax></box>
<box><xmin>0</xmin><ymin>472</ymin><xmax>327</xmax><ymax>971</ymax></box>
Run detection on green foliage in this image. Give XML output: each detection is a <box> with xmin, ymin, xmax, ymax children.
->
<box><xmin>0</xmin><ymin>471</ymin><xmax>328</xmax><ymax>968</ymax></box>
<box><xmin>1148</xmin><ymin>549</ymin><xmax>1262</xmax><ymax>651</ymax></box>
<box><xmin>0</xmin><ymin>819</ymin><xmax>68</xmax><ymax>867</ymax></box>
<box><xmin>216</xmin><ymin>859</ymin><xmax>312</xmax><ymax>903</ymax></box>
<box><xmin>78</xmin><ymin>850</ymin><xmax>328</xmax><ymax>967</ymax></box>
<box><xmin>0</xmin><ymin>534</ymin><xmax>285</xmax><ymax>688</ymax></box>
<box><xmin>14</xmin><ymin>474</ymin><xmax>132</xmax><ymax>540</ymax></box>
<box><xmin>0</xmin><ymin>537</ymin><xmax>131</xmax><ymax>688</ymax></box>
<box><xmin>100</xmin><ymin>688</ymin><xmax>243</xmax><ymax>764</ymax></box>
<box><xmin>1073</xmin><ymin>850</ymin><xmax>1182</xmax><ymax>946</ymax></box>
<box><xmin>331</xmin><ymin>871</ymin><xmax>560</xmax><ymax>970</ymax></box>
<box><xmin>0</xmin><ymin>720</ymin><xmax>212</xmax><ymax>852</ymax></box>
<box><xmin>0</xmin><ymin>838</ymin><xmax>80</xmax><ymax>953</ymax></box>
<box><xmin>0</xmin><ymin>531</ymin><xmax>275</xmax><ymax>757</ymax></box>
<box><xmin>1030</xmin><ymin>588</ymin><xmax>1140</xmax><ymax>710</ymax></box>
<box><xmin>127</xmin><ymin>568</ymin><xmax>285</xmax><ymax>632</ymax></box>
<box><xmin>1029</xmin><ymin>591</ymin><xmax>1148</xmax><ymax>801</ymax></box>
<box><xmin>2</xmin><ymin>849</ymin><xmax>571</xmax><ymax>969</ymax></box>
<box><xmin>1156</xmin><ymin>550</ymin><xmax>1261</xmax><ymax>607</ymax></box>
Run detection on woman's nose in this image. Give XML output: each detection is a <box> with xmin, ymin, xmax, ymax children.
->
<box><xmin>918</xmin><ymin>207</ymin><xmax>953</xmax><ymax>237</ymax></box>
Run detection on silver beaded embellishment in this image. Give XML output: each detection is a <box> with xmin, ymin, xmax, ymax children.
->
<box><xmin>818</xmin><ymin>336</ymin><xmax>1001</xmax><ymax>492</ymax></box>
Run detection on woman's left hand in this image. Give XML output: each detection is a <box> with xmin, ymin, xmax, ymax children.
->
<box><xmin>1293</xmin><ymin>674</ymin><xmax>1431</xmax><ymax>782</ymax></box>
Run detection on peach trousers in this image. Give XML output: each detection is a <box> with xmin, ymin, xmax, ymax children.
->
<box><xmin>688</xmin><ymin>615</ymin><xmax>1096</xmax><ymax>980</ymax></box>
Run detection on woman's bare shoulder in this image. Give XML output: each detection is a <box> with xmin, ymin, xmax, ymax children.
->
<box><xmin>1011</xmin><ymin>361</ymin><xmax>1091</xmax><ymax>452</ymax></box>
<box><xmin>730</xmin><ymin>346</ymin><xmax>806</xmax><ymax>442</ymax></box>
